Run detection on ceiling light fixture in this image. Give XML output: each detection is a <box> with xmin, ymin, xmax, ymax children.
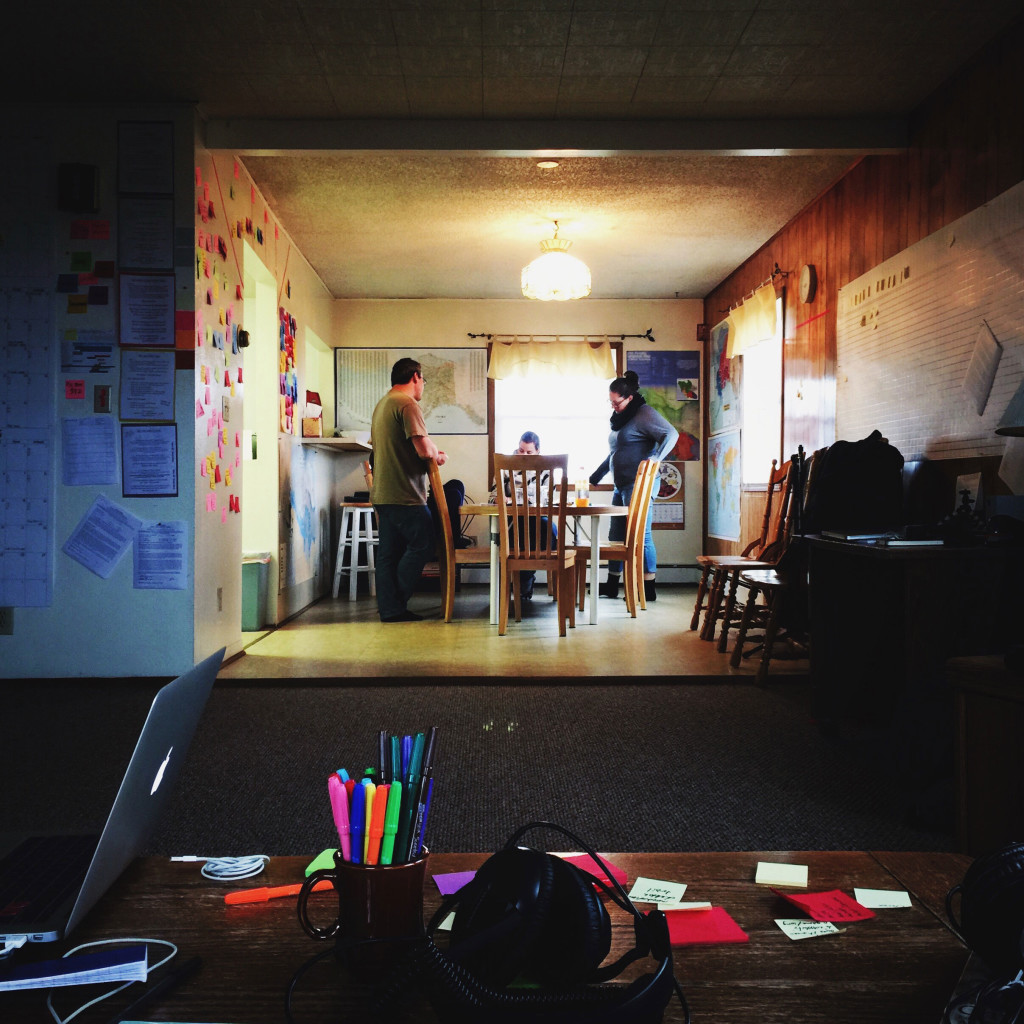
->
<box><xmin>536</xmin><ymin>160</ymin><xmax>559</xmax><ymax>169</ymax></box>
<box><xmin>521</xmin><ymin>221</ymin><xmax>592</xmax><ymax>302</ymax></box>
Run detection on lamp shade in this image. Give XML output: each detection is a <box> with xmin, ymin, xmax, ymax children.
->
<box><xmin>521</xmin><ymin>226</ymin><xmax>591</xmax><ymax>301</ymax></box>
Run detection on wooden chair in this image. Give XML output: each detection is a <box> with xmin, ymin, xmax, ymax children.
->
<box><xmin>426</xmin><ymin>459</ymin><xmax>491</xmax><ymax>622</ymax></box>
<box><xmin>692</xmin><ymin>458</ymin><xmax>793</xmax><ymax>642</ymax></box>
<box><xmin>574</xmin><ymin>459</ymin><xmax>659</xmax><ymax>618</ymax></box>
<box><xmin>493</xmin><ymin>453</ymin><xmax>576</xmax><ymax>636</ymax></box>
<box><xmin>731</xmin><ymin>568</ymin><xmax>791</xmax><ymax>684</ymax></box>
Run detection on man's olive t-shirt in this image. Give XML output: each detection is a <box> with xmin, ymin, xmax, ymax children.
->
<box><xmin>369</xmin><ymin>389</ymin><xmax>429</xmax><ymax>505</ymax></box>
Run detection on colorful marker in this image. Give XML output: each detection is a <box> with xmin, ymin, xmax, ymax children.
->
<box><xmin>380</xmin><ymin>781</ymin><xmax>402</xmax><ymax>865</ymax></box>
<box><xmin>327</xmin><ymin>773</ymin><xmax>351</xmax><ymax>862</ymax></box>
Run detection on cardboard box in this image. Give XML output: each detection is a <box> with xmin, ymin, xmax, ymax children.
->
<box><xmin>302</xmin><ymin>418</ymin><xmax>322</xmax><ymax>437</ymax></box>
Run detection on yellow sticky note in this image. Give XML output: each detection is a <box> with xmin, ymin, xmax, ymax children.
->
<box><xmin>755</xmin><ymin>862</ymin><xmax>808</xmax><ymax>887</ymax></box>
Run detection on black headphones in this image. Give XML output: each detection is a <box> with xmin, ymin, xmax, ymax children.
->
<box><xmin>374</xmin><ymin>821</ymin><xmax>688</xmax><ymax>1024</ymax></box>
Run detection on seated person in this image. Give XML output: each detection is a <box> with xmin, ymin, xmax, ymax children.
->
<box><xmin>489</xmin><ymin>431</ymin><xmax>555</xmax><ymax>602</ymax></box>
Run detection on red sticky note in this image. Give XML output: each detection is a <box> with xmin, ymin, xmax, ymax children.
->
<box><xmin>214</xmin><ymin>465</ymin><xmax>222</xmax><ymax>483</ymax></box>
<box><xmin>560</xmin><ymin>854</ymin><xmax>627</xmax><ymax>889</ymax></box>
<box><xmin>233</xmin><ymin>160</ymin><xmax>239</xmax><ymax>179</ymax></box>
<box><xmin>771</xmin><ymin>888</ymin><xmax>875</xmax><ymax>923</ymax></box>
<box><xmin>65</xmin><ymin>380</ymin><xmax>85</xmax><ymax>399</ymax></box>
<box><xmin>665</xmin><ymin>907</ymin><xmax>749</xmax><ymax>946</ymax></box>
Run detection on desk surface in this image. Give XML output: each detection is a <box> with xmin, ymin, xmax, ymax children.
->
<box><xmin>5</xmin><ymin>851</ymin><xmax>970</xmax><ymax>1023</ymax></box>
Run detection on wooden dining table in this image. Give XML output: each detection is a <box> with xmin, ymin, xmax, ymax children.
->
<box><xmin>460</xmin><ymin>502</ymin><xmax>628</xmax><ymax>625</ymax></box>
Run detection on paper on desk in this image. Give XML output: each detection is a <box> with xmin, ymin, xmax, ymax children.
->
<box><xmin>433</xmin><ymin>870</ymin><xmax>476</xmax><ymax>895</ymax></box>
<box><xmin>771</xmin><ymin>887</ymin><xmax>874</xmax><ymax>922</ymax></box>
<box><xmin>665</xmin><ymin>906</ymin><xmax>748</xmax><ymax>946</ymax></box>
<box><xmin>854</xmin><ymin>887</ymin><xmax>912</xmax><ymax>908</ymax></box>
<box><xmin>560</xmin><ymin>853</ymin><xmax>627</xmax><ymax>888</ymax></box>
<box><xmin>0</xmin><ymin>944</ymin><xmax>147</xmax><ymax>990</ymax></box>
<box><xmin>776</xmin><ymin>919</ymin><xmax>841</xmax><ymax>941</ymax></box>
<box><xmin>755</xmin><ymin>861</ymin><xmax>808</xmax><ymax>887</ymax></box>
<box><xmin>628</xmin><ymin>877</ymin><xmax>687</xmax><ymax>904</ymax></box>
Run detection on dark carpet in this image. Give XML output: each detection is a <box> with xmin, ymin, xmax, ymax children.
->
<box><xmin>1</xmin><ymin>677</ymin><xmax>955</xmax><ymax>856</ymax></box>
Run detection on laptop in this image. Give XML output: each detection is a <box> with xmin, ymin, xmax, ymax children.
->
<box><xmin>0</xmin><ymin>647</ymin><xmax>224</xmax><ymax>949</ymax></box>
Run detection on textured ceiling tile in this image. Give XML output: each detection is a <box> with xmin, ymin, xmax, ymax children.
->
<box><xmin>481</xmin><ymin>10</ymin><xmax>572</xmax><ymax>46</ymax></box>
<box><xmin>655</xmin><ymin>10</ymin><xmax>753</xmax><ymax>46</ymax></box>
<box><xmin>390</xmin><ymin>9</ymin><xmax>483</xmax><ymax>45</ymax></box>
<box><xmin>781</xmin><ymin>75</ymin><xmax>909</xmax><ymax>116</ymax></box>
<box><xmin>325</xmin><ymin>75</ymin><xmax>411</xmax><ymax>116</ymax></box>
<box><xmin>567</xmin><ymin>10</ymin><xmax>662</xmax><ymax>46</ymax></box>
<box><xmin>721</xmin><ymin>45</ymin><xmax>811</xmax><ymax>77</ymax></box>
<box><xmin>400</xmin><ymin>44</ymin><xmax>482</xmax><ymax>76</ymax></box>
<box><xmin>480</xmin><ymin>0</ymin><xmax>573</xmax><ymax>10</ymax></box>
<box><xmin>482</xmin><ymin>45</ymin><xmax>566</xmax><ymax>75</ymax></box>
<box><xmin>297</xmin><ymin>8</ymin><xmax>396</xmax><ymax>46</ymax></box>
<box><xmin>314</xmin><ymin>45</ymin><xmax>403</xmax><ymax>76</ymax></box>
<box><xmin>242</xmin><ymin>74</ymin><xmax>341</xmax><ymax>116</ymax></box>
<box><xmin>562</xmin><ymin>45</ymin><xmax>649</xmax><ymax>76</ymax></box>
<box><xmin>482</xmin><ymin>76</ymin><xmax>561</xmax><ymax>112</ymax></box>
<box><xmin>632</xmin><ymin>75</ymin><xmax>716</xmax><ymax>104</ymax></box>
<box><xmin>556</xmin><ymin>75</ymin><xmax>643</xmax><ymax>102</ymax></box>
<box><xmin>644</xmin><ymin>46</ymin><xmax>734</xmax><ymax>77</ymax></box>
<box><xmin>738</xmin><ymin>10</ymin><xmax>839</xmax><ymax>47</ymax></box>
<box><xmin>404</xmin><ymin>76</ymin><xmax>484</xmax><ymax>115</ymax></box>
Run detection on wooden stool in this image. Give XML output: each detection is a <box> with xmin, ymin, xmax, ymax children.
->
<box><xmin>332</xmin><ymin>503</ymin><xmax>376</xmax><ymax>600</ymax></box>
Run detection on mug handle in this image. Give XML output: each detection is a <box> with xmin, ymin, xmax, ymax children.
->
<box><xmin>297</xmin><ymin>867</ymin><xmax>338</xmax><ymax>939</ymax></box>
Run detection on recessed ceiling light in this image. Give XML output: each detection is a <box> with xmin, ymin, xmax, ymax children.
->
<box><xmin>536</xmin><ymin>160</ymin><xmax>559</xmax><ymax>169</ymax></box>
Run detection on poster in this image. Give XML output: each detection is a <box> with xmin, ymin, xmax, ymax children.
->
<box><xmin>707</xmin><ymin>430</ymin><xmax>741</xmax><ymax>541</ymax></box>
<box><xmin>627</xmin><ymin>350</ymin><xmax>700</xmax><ymax>460</ymax></box>
<box><xmin>709</xmin><ymin>319</ymin><xmax>741</xmax><ymax>435</ymax></box>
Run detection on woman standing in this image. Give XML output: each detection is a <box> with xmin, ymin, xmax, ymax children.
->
<box><xmin>589</xmin><ymin>370</ymin><xmax>678</xmax><ymax>601</ymax></box>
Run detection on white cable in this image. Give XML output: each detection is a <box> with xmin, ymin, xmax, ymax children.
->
<box><xmin>170</xmin><ymin>854</ymin><xmax>269</xmax><ymax>880</ymax></box>
<box><xmin>45</xmin><ymin>937</ymin><xmax>177</xmax><ymax>1024</ymax></box>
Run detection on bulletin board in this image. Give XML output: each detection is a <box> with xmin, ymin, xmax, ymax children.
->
<box><xmin>836</xmin><ymin>179</ymin><xmax>1024</xmax><ymax>461</ymax></box>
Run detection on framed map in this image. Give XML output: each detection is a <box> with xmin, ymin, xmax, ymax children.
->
<box><xmin>707</xmin><ymin>430</ymin><xmax>741</xmax><ymax>541</ymax></box>
<box><xmin>709</xmin><ymin>319</ymin><xmax>741</xmax><ymax>435</ymax></box>
<box><xmin>335</xmin><ymin>348</ymin><xmax>487</xmax><ymax>434</ymax></box>
<box><xmin>626</xmin><ymin>350</ymin><xmax>701</xmax><ymax>461</ymax></box>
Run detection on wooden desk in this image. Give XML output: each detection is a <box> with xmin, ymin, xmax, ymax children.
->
<box><xmin>461</xmin><ymin>503</ymin><xmax>628</xmax><ymax>625</ymax></box>
<box><xmin>5</xmin><ymin>851</ymin><xmax>970</xmax><ymax>1023</ymax></box>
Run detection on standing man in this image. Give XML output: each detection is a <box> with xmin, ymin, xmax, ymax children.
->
<box><xmin>370</xmin><ymin>358</ymin><xmax>446</xmax><ymax>622</ymax></box>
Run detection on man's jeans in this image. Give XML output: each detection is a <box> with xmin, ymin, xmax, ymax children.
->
<box><xmin>373</xmin><ymin>503</ymin><xmax>435</xmax><ymax>619</ymax></box>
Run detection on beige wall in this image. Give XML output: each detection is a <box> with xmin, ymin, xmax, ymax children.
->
<box><xmin>330</xmin><ymin>297</ymin><xmax>704</xmax><ymax>577</ymax></box>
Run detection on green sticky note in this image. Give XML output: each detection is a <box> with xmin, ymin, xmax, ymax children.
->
<box><xmin>305</xmin><ymin>849</ymin><xmax>337</xmax><ymax>876</ymax></box>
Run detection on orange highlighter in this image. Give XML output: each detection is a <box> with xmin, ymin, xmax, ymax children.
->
<box><xmin>225</xmin><ymin>880</ymin><xmax>332</xmax><ymax>905</ymax></box>
<box><xmin>366</xmin><ymin>782</ymin><xmax>389</xmax><ymax>864</ymax></box>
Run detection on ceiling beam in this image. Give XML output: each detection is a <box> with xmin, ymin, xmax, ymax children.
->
<box><xmin>203</xmin><ymin>117</ymin><xmax>908</xmax><ymax>157</ymax></box>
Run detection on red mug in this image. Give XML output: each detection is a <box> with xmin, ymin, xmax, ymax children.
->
<box><xmin>297</xmin><ymin>849</ymin><xmax>428</xmax><ymax>968</ymax></box>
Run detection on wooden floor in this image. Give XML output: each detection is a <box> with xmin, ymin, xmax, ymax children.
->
<box><xmin>221</xmin><ymin>583</ymin><xmax>810</xmax><ymax>682</ymax></box>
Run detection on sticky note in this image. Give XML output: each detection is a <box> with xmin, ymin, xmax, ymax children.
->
<box><xmin>665</xmin><ymin>907</ymin><xmax>748</xmax><ymax>946</ymax></box>
<box><xmin>755</xmin><ymin>862</ymin><xmax>807</xmax><ymax>887</ymax></box>
<box><xmin>776</xmin><ymin>919</ymin><xmax>840</xmax><ymax>941</ymax></box>
<box><xmin>660</xmin><ymin>901</ymin><xmax>711</xmax><ymax>912</ymax></box>
<box><xmin>433</xmin><ymin>871</ymin><xmax>475</xmax><ymax>896</ymax></box>
<box><xmin>628</xmin><ymin>877</ymin><xmax>687</xmax><ymax>904</ymax></box>
<box><xmin>771</xmin><ymin>887</ymin><xmax>874</xmax><ymax>922</ymax></box>
<box><xmin>854</xmin><ymin>888</ymin><xmax>912</xmax><ymax>909</ymax></box>
<box><xmin>560</xmin><ymin>853</ymin><xmax>627</xmax><ymax>889</ymax></box>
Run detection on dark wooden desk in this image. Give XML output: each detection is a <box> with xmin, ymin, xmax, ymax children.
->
<box><xmin>3</xmin><ymin>851</ymin><xmax>970</xmax><ymax>1023</ymax></box>
<box><xmin>807</xmin><ymin>537</ymin><xmax>1009</xmax><ymax>725</ymax></box>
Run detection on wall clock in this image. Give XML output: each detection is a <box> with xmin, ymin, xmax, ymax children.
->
<box><xmin>799</xmin><ymin>263</ymin><xmax>817</xmax><ymax>303</ymax></box>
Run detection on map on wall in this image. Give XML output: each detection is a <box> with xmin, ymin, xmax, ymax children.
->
<box><xmin>280</xmin><ymin>440</ymin><xmax>328</xmax><ymax>588</ymax></box>
<box><xmin>336</xmin><ymin>348</ymin><xmax>487</xmax><ymax>435</ymax></box>
<box><xmin>707</xmin><ymin>430</ymin><xmax>741</xmax><ymax>541</ymax></box>
<box><xmin>627</xmin><ymin>350</ymin><xmax>701</xmax><ymax>461</ymax></box>
<box><xmin>709</xmin><ymin>319</ymin><xmax>741</xmax><ymax>435</ymax></box>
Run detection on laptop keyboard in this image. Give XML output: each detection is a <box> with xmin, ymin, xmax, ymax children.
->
<box><xmin>0</xmin><ymin>835</ymin><xmax>97</xmax><ymax>927</ymax></box>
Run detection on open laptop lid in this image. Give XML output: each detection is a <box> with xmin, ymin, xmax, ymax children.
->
<box><xmin>0</xmin><ymin>647</ymin><xmax>223</xmax><ymax>945</ymax></box>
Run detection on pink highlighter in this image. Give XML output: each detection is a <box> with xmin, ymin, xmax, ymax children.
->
<box><xmin>327</xmin><ymin>773</ymin><xmax>351</xmax><ymax>861</ymax></box>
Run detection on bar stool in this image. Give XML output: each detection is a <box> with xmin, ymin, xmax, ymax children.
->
<box><xmin>332</xmin><ymin>502</ymin><xmax>377</xmax><ymax>600</ymax></box>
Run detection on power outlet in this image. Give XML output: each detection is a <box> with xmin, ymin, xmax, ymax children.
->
<box><xmin>0</xmin><ymin>607</ymin><xmax>13</xmax><ymax>635</ymax></box>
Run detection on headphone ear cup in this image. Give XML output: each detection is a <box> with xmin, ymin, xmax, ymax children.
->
<box><xmin>448</xmin><ymin>847</ymin><xmax>556</xmax><ymax>986</ymax></box>
<box><xmin>520</xmin><ymin>855</ymin><xmax>611</xmax><ymax>985</ymax></box>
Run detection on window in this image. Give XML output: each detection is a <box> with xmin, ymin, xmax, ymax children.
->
<box><xmin>490</xmin><ymin>343</ymin><xmax>623</xmax><ymax>485</ymax></box>
<box><xmin>740</xmin><ymin>297</ymin><xmax>783</xmax><ymax>486</ymax></box>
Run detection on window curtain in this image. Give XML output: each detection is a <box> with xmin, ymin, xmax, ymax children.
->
<box><xmin>726</xmin><ymin>284</ymin><xmax>777</xmax><ymax>358</ymax></box>
<box><xmin>487</xmin><ymin>339</ymin><xmax>616</xmax><ymax>380</ymax></box>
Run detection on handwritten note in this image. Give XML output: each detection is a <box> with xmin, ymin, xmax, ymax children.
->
<box><xmin>776</xmin><ymin>919</ymin><xmax>841</xmax><ymax>941</ymax></box>
<box><xmin>854</xmin><ymin>888</ymin><xmax>912</xmax><ymax>909</ymax></box>
<box><xmin>628</xmin><ymin>877</ymin><xmax>687</xmax><ymax>904</ymax></box>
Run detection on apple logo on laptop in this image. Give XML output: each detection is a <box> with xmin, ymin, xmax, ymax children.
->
<box><xmin>151</xmin><ymin>747</ymin><xmax>173</xmax><ymax>795</ymax></box>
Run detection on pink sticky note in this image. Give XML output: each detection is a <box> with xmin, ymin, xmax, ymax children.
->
<box><xmin>196</xmin><ymin>400</ymin><xmax>204</xmax><ymax>418</ymax></box>
<box><xmin>235</xmin><ymin>432</ymin><xmax>241</xmax><ymax>447</ymax></box>
<box><xmin>433</xmin><ymin>871</ymin><xmax>476</xmax><ymax>896</ymax></box>
<box><xmin>665</xmin><ymin>907</ymin><xmax>749</xmax><ymax>946</ymax></box>
<box><xmin>560</xmin><ymin>853</ymin><xmax>628</xmax><ymax>889</ymax></box>
<box><xmin>221</xmin><ymin>507</ymin><xmax>228</xmax><ymax>524</ymax></box>
<box><xmin>235</xmin><ymin>455</ymin><xmax>240</xmax><ymax>468</ymax></box>
<box><xmin>771</xmin><ymin>888</ymin><xmax>875</xmax><ymax>923</ymax></box>
<box><xmin>200</xmin><ymin>461</ymin><xmax>207</xmax><ymax>477</ymax></box>
<box><xmin>65</xmin><ymin>380</ymin><xmax>85</xmax><ymax>399</ymax></box>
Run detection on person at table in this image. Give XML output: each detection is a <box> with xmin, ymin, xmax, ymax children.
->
<box><xmin>588</xmin><ymin>370</ymin><xmax>678</xmax><ymax>602</ymax></box>
<box><xmin>489</xmin><ymin>430</ymin><xmax>553</xmax><ymax>602</ymax></box>
<box><xmin>369</xmin><ymin>357</ymin><xmax>448</xmax><ymax>622</ymax></box>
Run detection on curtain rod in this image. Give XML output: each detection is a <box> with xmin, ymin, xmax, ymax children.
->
<box><xmin>722</xmin><ymin>263</ymin><xmax>789</xmax><ymax>314</ymax></box>
<box><xmin>468</xmin><ymin>329</ymin><xmax>656</xmax><ymax>343</ymax></box>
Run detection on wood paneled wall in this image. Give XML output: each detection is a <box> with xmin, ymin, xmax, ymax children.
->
<box><xmin>702</xmin><ymin>17</ymin><xmax>1024</xmax><ymax>555</ymax></box>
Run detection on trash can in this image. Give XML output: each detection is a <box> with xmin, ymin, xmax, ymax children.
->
<box><xmin>241</xmin><ymin>552</ymin><xmax>271</xmax><ymax>631</ymax></box>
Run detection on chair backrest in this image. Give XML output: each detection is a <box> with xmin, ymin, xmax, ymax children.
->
<box><xmin>493</xmin><ymin>453</ymin><xmax>569</xmax><ymax>564</ymax></box>
<box><xmin>740</xmin><ymin>459</ymin><xmax>790</xmax><ymax>557</ymax></box>
<box><xmin>760</xmin><ymin>455</ymin><xmax>801</xmax><ymax>563</ymax></box>
<box><xmin>426</xmin><ymin>459</ymin><xmax>456</xmax><ymax>620</ymax></box>
<box><xmin>625</xmin><ymin>459</ymin><xmax>659</xmax><ymax>550</ymax></box>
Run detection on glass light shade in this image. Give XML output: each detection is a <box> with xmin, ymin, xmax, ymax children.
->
<box><xmin>521</xmin><ymin>235</ymin><xmax>592</xmax><ymax>301</ymax></box>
